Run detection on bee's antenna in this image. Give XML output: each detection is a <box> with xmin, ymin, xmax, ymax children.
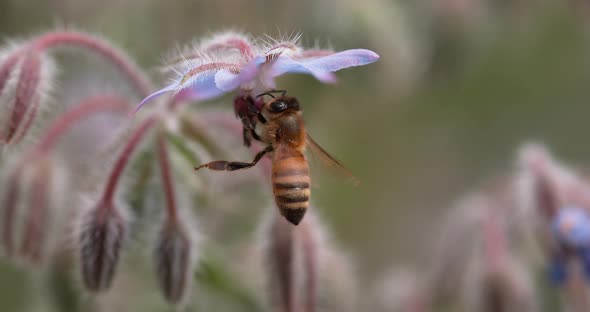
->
<box><xmin>256</xmin><ymin>92</ymin><xmax>275</xmax><ymax>99</ymax></box>
<box><xmin>256</xmin><ymin>90</ymin><xmax>288</xmax><ymax>99</ymax></box>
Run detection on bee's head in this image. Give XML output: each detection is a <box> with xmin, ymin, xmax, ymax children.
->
<box><xmin>257</xmin><ymin>91</ymin><xmax>300</xmax><ymax>117</ymax></box>
<box><xmin>267</xmin><ymin>96</ymin><xmax>300</xmax><ymax>113</ymax></box>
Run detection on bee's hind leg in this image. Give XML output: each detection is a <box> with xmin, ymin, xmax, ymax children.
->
<box><xmin>194</xmin><ymin>146</ymin><xmax>273</xmax><ymax>172</ymax></box>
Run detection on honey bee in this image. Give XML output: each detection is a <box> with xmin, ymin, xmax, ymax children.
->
<box><xmin>195</xmin><ymin>90</ymin><xmax>354</xmax><ymax>225</ymax></box>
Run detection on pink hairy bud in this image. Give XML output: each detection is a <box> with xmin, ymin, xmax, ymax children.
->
<box><xmin>1</xmin><ymin>156</ymin><xmax>60</xmax><ymax>263</ymax></box>
<box><xmin>263</xmin><ymin>211</ymin><xmax>323</xmax><ymax>312</ymax></box>
<box><xmin>79</xmin><ymin>200</ymin><xmax>126</xmax><ymax>292</ymax></box>
<box><xmin>154</xmin><ymin>220</ymin><xmax>193</xmax><ymax>304</ymax></box>
<box><xmin>0</xmin><ymin>47</ymin><xmax>53</xmax><ymax>146</ymax></box>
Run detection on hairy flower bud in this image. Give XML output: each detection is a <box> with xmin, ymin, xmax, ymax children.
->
<box><xmin>264</xmin><ymin>212</ymin><xmax>299</xmax><ymax>312</ymax></box>
<box><xmin>0</xmin><ymin>45</ymin><xmax>55</xmax><ymax>146</ymax></box>
<box><xmin>261</xmin><ymin>209</ymin><xmax>331</xmax><ymax>312</ymax></box>
<box><xmin>78</xmin><ymin>201</ymin><xmax>127</xmax><ymax>292</ymax></box>
<box><xmin>0</xmin><ymin>155</ymin><xmax>65</xmax><ymax>264</ymax></box>
<box><xmin>516</xmin><ymin>144</ymin><xmax>590</xmax><ymax>294</ymax></box>
<box><xmin>372</xmin><ymin>270</ymin><xmax>427</xmax><ymax>312</ymax></box>
<box><xmin>152</xmin><ymin>131</ymin><xmax>198</xmax><ymax>304</ymax></box>
<box><xmin>154</xmin><ymin>219</ymin><xmax>195</xmax><ymax>304</ymax></box>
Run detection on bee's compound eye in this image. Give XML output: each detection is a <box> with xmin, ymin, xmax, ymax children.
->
<box><xmin>270</xmin><ymin>101</ymin><xmax>288</xmax><ymax>112</ymax></box>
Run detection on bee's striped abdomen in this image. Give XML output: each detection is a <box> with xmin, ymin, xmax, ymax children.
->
<box><xmin>272</xmin><ymin>144</ymin><xmax>310</xmax><ymax>225</ymax></box>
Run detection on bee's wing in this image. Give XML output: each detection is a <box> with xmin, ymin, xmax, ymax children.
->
<box><xmin>305</xmin><ymin>134</ymin><xmax>359</xmax><ymax>186</ymax></box>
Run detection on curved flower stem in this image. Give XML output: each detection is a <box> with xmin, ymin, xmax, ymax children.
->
<box><xmin>156</xmin><ymin>131</ymin><xmax>178</xmax><ymax>222</ymax></box>
<box><xmin>102</xmin><ymin>115</ymin><xmax>158</xmax><ymax>205</ymax></box>
<box><xmin>35</xmin><ymin>95</ymin><xmax>131</xmax><ymax>154</ymax></box>
<box><xmin>2</xmin><ymin>95</ymin><xmax>131</xmax><ymax>255</ymax></box>
<box><xmin>30</xmin><ymin>31</ymin><xmax>153</xmax><ymax>97</ymax></box>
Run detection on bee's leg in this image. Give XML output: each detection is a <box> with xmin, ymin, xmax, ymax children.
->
<box><xmin>257</xmin><ymin>112</ymin><xmax>267</xmax><ymax>124</ymax></box>
<box><xmin>240</xmin><ymin>115</ymin><xmax>264</xmax><ymax>146</ymax></box>
<box><xmin>240</xmin><ymin>116</ymin><xmax>255</xmax><ymax>147</ymax></box>
<box><xmin>249</xmin><ymin>102</ymin><xmax>267</xmax><ymax>124</ymax></box>
<box><xmin>242</xmin><ymin>127</ymin><xmax>252</xmax><ymax>147</ymax></box>
<box><xmin>195</xmin><ymin>145</ymin><xmax>273</xmax><ymax>172</ymax></box>
<box><xmin>250</xmin><ymin>129</ymin><xmax>263</xmax><ymax>142</ymax></box>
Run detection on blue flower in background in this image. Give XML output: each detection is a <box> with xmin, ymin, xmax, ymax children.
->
<box><xmin>549</xmin><ymin>206</ymin><xmax>590</xmax><ymax>285</ymax></box>
<box><xmin>552</xmin><ymin>207</ymin><xmax>590</xmax><ymax>247</ymax></box>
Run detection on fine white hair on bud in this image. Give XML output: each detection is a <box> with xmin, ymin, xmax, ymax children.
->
<box><xmin>197</xmin><ymin>31</ymin><xmax>255</xmax><ymax>60</ymax></box>
<box><xmin>77</xmin><ymin>200</ymin><xmax>128</xmax><ymax>292</ymax></box>
<box><xmin>153</xmin><ymin>131</ymin><xmax>200</xmax><ymax>305</ymax></box>
<box><xmin>462</xmin><ymin>246</ymin><xmax>537</xmax><ymax>312</ymax></box>
<box><xmin>0</xmin><ymin>154</ymin><xmax>66</xmax><ymax>265</ymax></box>
<box><xmin>164</xmin><ymin>31</ymin><xmax>254</xmax><ymax>70</ymax></box>
<box><xmin>370</xmin><ymin>269</ymin><xmax>426</xmax><ymax>312</ymax></box>
<box><xmin>258</xmin><ymin>31</ymin><xmax>303</xmax><ymax>61</ymax></box>
<box><xmin>0</xmin><ymin>44</ymin><xmax>56</xmax><ymax>148</ymax></box>
<box><xmin>153</xmin><ymin>218</ymin><xmax>197</xmax><ymax>304</ymax></box>
<box><xmin>259</xmin><ymin>208</ymin><xmax>333</xmax><ymax>312</ymax></box>
<box><xmin>0</xmin><ymin>42</ymin><xmax>23</xmax><ymax>140</ymax></box>
<box><xmin>516</xmin><ymin>143</ymin><xmax>579</xmax><ymax>218</ymax></box>
<box><xmin>11</xmin><ymin>52</ymin><xmax>56</xmax><ymax>146</ymax></box>
<box><xmin>260</xmin><ymin>211</ymin><xmax>300</xmax><ymax>312</ymax></box>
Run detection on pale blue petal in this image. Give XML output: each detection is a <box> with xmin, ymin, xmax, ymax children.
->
<box><xmin>269</xmin><ymin>49</ymin><xmax>379</xmax><ymax>83</ymax></box>
<box><xmin>297</xmin><ymin>49</ymin><xmax>380</xmax><ymax>72</ymax></box>
<box><xmin>215</xmin><ymin>70</ymin><xmax>241</xmax><ymax>92</ymax></box>
<box><xmin>136</xmin><ymin>71</ymin><xmax>229</xmax><ymax>113</ymax></box>
<box><xmin>186</xmin><ymin>72</ymin><xmax>226</xmax><ymax>100</ymax></box>
<box><xmin>269</xmin><ymin>55</ymin><xmax>336</xmax><ymax>83</ymax></box>
<box><xmin>215</xmin><ymin>56</ymin><xmax>266</xmax><ymax>91</ymax></box>
<box><xmin>134</xmin><ymin>84</ymin><xmax>177</xmax><ymax>113</ymax></box>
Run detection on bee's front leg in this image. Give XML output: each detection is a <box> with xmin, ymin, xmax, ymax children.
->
<box><xmin>194</xmin><ymin>145</ymin><xmax>273</xmax><ymax>172</ymax></box>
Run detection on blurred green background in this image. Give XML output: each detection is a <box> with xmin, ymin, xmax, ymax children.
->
<box><xmin>3</xmin><ymin>0</ymin><xmax>590</xmax><ymax>310</ymax></box>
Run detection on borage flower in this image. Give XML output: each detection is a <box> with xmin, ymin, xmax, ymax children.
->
<box><xmin>549</xmin><ymin>206</ymin><xmax>590</xmax><ymax>284</ymax></box>
<box><xmin>134</xmin><ymin>32</ymin><xmax>380</xmax><ymax>112</ymax></box>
